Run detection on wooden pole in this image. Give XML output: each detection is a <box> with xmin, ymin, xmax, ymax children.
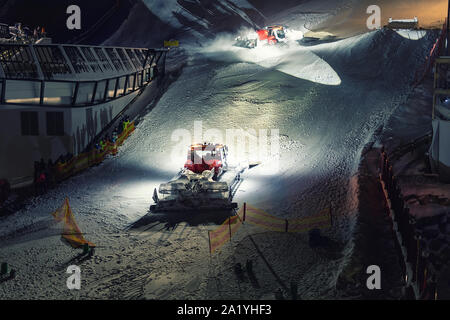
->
<box><xmin>208</xmin><ymin>231</ymin><xmax>212</xmax><ymax>256</ymax></box>
<box><xmin>422</xmin><ymin>267</ymin><xmax>428</xmax><ymax>296</ymax></box>
<box><xmin>243</xmin><ymin>203</ymin><xmax>246</xmax><ymax>222</ymax></box>
<box><xmin>329</xmin><ymin>205</ymin><xmax>333</xmax><ymax>227</ymax></box>
<box><xmin>416</xmin><ymin>239</ymin><xmax>421</xmax><ymax>285</ymax></box>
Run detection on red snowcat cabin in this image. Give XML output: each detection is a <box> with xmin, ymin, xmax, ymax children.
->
<box><xmin>184</xmin><ymin>143</ymin><xmax>228</xmax><ymax>179</ymax></box>
<box><xmin>256</xmin><ymin>25</ymin><xmax>286</xmax><ymax>45</ymax></box>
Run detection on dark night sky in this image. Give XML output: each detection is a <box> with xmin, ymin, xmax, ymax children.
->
<box><xmin>0</xmin><ymin>0</ymin><xmax>447</xmax><ymax>44</ymax></box>
<box><xmin>0</xmin><ymin>0</ymin><xmax>135</xmax><ymax>44</ymax></box>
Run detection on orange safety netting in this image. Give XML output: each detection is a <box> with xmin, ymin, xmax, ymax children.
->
<box><xmin>242</xmin><ymin>205</ymin><xmax>331</xmax><ymax>233</ymax></box>
<box><xmin>243</xmin><ymin>205</ymin><xmax>286</xmax><ymax>232</ymax></box>
<box><xmin>288</xmin><ymin>207</ymin><xmax>331</xmax><ymax>233</ymax></box>
<box><xmin>208</xmin><ymin>210</ymin><xmax>243</xmax><ymax>254</ymax></box>
<box><xmin>208</xmin><ymin>204</ymin><xmax>332</xmax><ymax>254</ymax></box>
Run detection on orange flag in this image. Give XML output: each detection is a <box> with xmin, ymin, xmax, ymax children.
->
<box><xmin>52</xmin><ymin>198</ymin><xmax>68</xmax><ymax>222</ymax></box>
<box><xmin>52</xmin><ymin>198</ymin><xmax>95</xmax><ymax>248</ymax></box>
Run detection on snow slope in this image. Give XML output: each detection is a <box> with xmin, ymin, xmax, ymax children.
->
<box><xmin>308</xmin><ymin>0</ymin><xmax>446</xmax><ymax>39</ymax></box>
<box><xmin>0</xmin><ymin>26</ymin><xmax>437</xmax><ymax>299</ymax></box>
<box><xmin>105</xmin><ymin>0</ymin><xmax>347</xmax><ymax>47</ymax></box>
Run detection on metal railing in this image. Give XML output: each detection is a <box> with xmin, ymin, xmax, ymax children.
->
<box><xmin>380</xmin><ymin>148</ymin><xmax>439</xmax><ymax>299</ymax></box>
<box><xmin>0</xmin><ymin>44</ymin><xmax>168</xmax><ymax>107</ymax></box>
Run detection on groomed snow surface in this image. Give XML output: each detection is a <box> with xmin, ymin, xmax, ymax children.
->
<box><xmin>0</xmin><ymin>28</ymin><xmax>436</xmax><ymax>299</ymax></box>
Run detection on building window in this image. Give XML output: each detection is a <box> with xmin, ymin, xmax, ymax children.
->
<box><xmin>20</xmin><ymin>112</ymin><xmax>39</xmax><ymax>136</ymax></box>
<box><xmin>46</xmin><ymin>112</ymin><xmax>64</xmax><ymax>136</ymax></box>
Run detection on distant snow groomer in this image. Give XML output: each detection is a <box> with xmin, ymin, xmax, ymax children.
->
<box><xmin>150</xmin><ymin>143</ymin><xmax>247</xmax><ymax>212</ymax></box>
<box><xmin>234</xmin><ymin>25</ymin><xmax>288</xmax><ymax>49</ymax></box>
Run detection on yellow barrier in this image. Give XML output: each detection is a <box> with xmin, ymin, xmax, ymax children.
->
<box><xmin>54</xmin><ymin>158</ymin><xmax>76</xmax><ymax>181</ymax></box>
<box><xmin>53</xmin><ymin>122</ymin><xmax>135</xmax><ymax>182</ymax></box>
<box><xmin>164</xmin><ymin>40</ymin><xmax>179</xmax><ymax>47</ymax></box>
<box><xmin>74</xmin><ymin>152</ymin><xmax>90</xmax><ymax>172</ymax></box>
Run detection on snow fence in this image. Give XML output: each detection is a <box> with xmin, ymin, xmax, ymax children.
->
<box><xmin>208</xmin><ymin>204</ymin><xmax>332</xmax><ymax>254</ymax></box>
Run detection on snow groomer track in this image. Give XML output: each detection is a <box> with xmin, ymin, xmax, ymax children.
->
<box><xmin>0</xmin><ymin>27</ymin><xmax>438</xmax><ymax>299</ymax></box>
